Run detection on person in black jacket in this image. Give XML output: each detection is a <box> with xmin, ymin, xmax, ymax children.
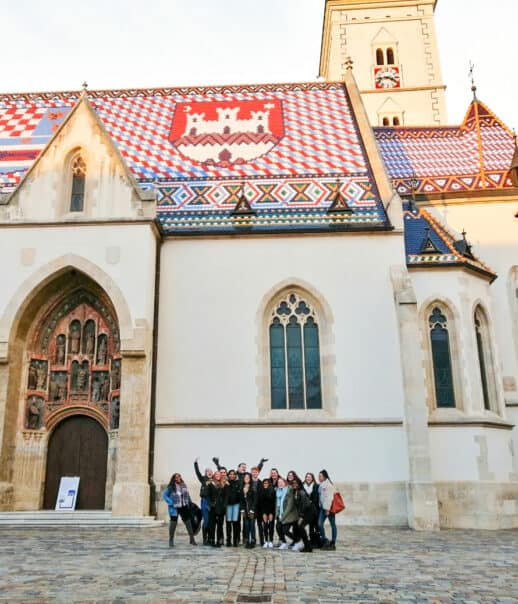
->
<box><xmin>292</xmin><ymin>478</ymin><xmax>317</xmax><ymax>553</ymax></box>
<box><xmin>240</xmin><ymin>472</ymin><xmax>257</xmax><ymax>548</ymax></box>
<box><xmin>225</xmin><ymin>469</ymin><xmax>241</xmax><ymax>547</ymax></box>
<box><xmin>303</xmin><ymin>472</ymin><xmax>321</xmax><ymax>547</ymax></box>
<box><xmin>205</xmin><ymin>471</ymin><xmax>228</xmax><ymax>547</ymax></box>
<box><xmin>257</xmin><ymin>478</ymin><xmax>276</xmax><ymax>548</ymax></box>
<box><xmin>194</xmin><ymin>457</ymin><xmax>213</xmax><ymax>545</ymax></box>
<box><xmin>213</xmin><ymin>456</ymin><xmax>268</xmax><ymax>485</ymax></box>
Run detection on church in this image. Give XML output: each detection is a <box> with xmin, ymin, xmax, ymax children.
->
<box><xmin>0</xmin><ymin>0</ymin><xmax>517</xmax><ymax>530</ymax></box>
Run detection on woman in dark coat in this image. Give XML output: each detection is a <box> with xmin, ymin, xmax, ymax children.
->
<box><xmin>240</xmin><ymin>472</ymin><xmax>258</xmax><ymax>548</ymax></box>
<box><xmin>257</xmin><ymin>477</ymin><xmax>276</xmax><ymax>548</ymax></box>
<box><xmin>303</xmin><ymin>472</ymin><xmax>321</xmax><ymax>547</ymax></box>
<box><xmin>205</xmin><ymin>471</ymin><xmax>228</xmax><ymax>547</ymax></box>
<box><xmin>292</xmin><ymin>478</ymin><xmax>317</xmax><ymax>552</ymax></box>
<box><xmin>225</xmin><ymin>469</ymin><xmax>242</xmax><ymax>546</ymax></box>
<box><xmin>194</xmin><ymin>457</ymin><xmax>213</xmax><ymax>545</ymax></box>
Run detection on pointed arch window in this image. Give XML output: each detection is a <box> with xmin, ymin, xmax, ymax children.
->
<box><xmin>269</xmin><ymin>292</ymin><xmax>322</xmax><ymax>410</ymax></box>
<box><xmin>376</xmin><ymin>48</ymin><xmax>385</xmax><ymax>66</ymax></box>
<box><xmin>429</xmin><ymin>307</ymin><xmax>456</xmax><ymax>408</ymax></box>
<box><xmin>70</xmin><ymin>155</ymin><xmax>86</xmax><ymax>212</ymax></box>
<box><xmin>474</xmin><ymin>307</ymin><xmax>493</xmax><ymax>411</ymax></box>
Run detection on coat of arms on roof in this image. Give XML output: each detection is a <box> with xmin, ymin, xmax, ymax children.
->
<box><xmin>169</xmin><ymin>99</ymin><xmax>284</xmax><ymax>167</ymax></box>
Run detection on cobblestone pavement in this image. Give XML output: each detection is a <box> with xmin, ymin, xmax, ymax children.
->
<box><xmin>0</xmin><ymin>526</ymin><xmax>517</xmax><ymax>603</ymax></box>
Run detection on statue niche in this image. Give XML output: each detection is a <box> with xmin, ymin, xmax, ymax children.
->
<box><xmin>83</xmin><ymin>320</ymin><xmax>96</xmax><ymax>356</ymax></box>
<box><xmin>72</xmin><ymin>360</ymin><xmax>90</xmax><ymax>392</ymax></box>
<box><xmin>26</xmin><ymin>396</ymin><xmax>44</xmax><ymax>430</ymax></box>
<box><xmin>92</xmin><ymin>372</ymin><xmax>110</xmax><ymax>403</ymax></box>
<box><xmin>97</xmin><ymin>334</ymin><xmax>108</xmax><ymax>365</ymax></box>
<box><xmin>28</xmin><ymin>360</ymin><xmax>48</xmax><ymax>391</ymax></box>
<box><xmin>68</xmin><ymin>320</ymin><xmax>81</xmax><ymax>355</ymax></box>
<box><xmin>55</xmin><ymin>334</ymin><xmax>66</xmax><ymax>365</ymax></box>
<box><xmin>49</xmin><ymin>371</ymin><xmax>68</xmax><ymax>403</ymax></box>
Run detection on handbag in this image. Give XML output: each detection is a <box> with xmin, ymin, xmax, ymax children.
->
<box><xmin>330</xmin><ymin>491</ymin><xmax>345</xmax><ymax>514</ymax></box>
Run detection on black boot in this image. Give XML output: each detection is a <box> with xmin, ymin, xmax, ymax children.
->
<box><xmin>168</xmin><ymin>519</ymin><xmax>177</xmax><ymax>547</ymax></box>
<box><xmin>233</xmin><ymin>521</ymin><xmax>240</xmax><ymax>546</ymax></box>
<box><xmin>185</xmin><ymin>519</ymin><xmax>197</xmax><ymax>546</ymax></box>
<box><xmin>225</xmin><ymin>521</ymin><xmax>232</xmax><ymax>546</ymax></box>
<box><xmin>202</xmin><ymin>527</ymin><xmax>209</xmax><ymax>545</ymax></box>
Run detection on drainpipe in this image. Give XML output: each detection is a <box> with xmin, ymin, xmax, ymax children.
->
<box><xmin>148</xmin><ymin>219</ymin><xmax>163</xmax><ymax>517</ymax></box>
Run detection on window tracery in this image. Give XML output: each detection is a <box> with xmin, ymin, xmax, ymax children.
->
<box><xmin>428</xmin><ymin>306</ymin><xmax>456</xmax><ymax>408</ymax></box>
<box><xmin>269</xmin><ymin>292</ymin><xmax>322</xmax><ymax>410</ymax></box>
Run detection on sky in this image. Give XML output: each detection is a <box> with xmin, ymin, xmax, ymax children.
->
<box><xmin>1</xmin><ymin>0</ymin><xmax>516</xmax><ymax>128</ymax></box>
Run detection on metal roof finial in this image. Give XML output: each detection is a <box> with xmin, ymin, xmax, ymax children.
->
<box><xmin>469</xmin><ymin>61</ymin><xmax>478</xmax><ymax>101</ymax></box>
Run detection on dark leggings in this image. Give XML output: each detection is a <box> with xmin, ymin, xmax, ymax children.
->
<box><xmin>209</xmin><ymin>511</ymin><xmax>224</xmax><ymax>544</ymax></box>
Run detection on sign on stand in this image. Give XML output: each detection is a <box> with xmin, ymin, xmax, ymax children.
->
<box><xmin>55</xmin><ymin>476</ymin><xmax>80</xmax><ymax>511</ymax></box>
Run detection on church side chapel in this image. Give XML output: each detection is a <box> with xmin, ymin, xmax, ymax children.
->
<box><xmin>0</xmin><ymin>0</ymin><xmax>517</xmax><ymax>529</ymax></box>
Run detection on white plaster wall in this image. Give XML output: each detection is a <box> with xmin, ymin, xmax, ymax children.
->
<box><xmin>429</xmin><ymin>427</ymin><xmax>515</xmax><ymax>482</ymax></box>
<box><xmin>0</xmin><ymin>224</ymin><xmax>157</xmax><ymax>334</ymax></box>
<box><xmin>156</xmin><ymin>233</ymin><xmax>407</xmax><ymax>422</ymax></box>
<box><xmin>154</xmin><ymin>425</ymin><xmax>409</xmax><ymax>486</ymax></box>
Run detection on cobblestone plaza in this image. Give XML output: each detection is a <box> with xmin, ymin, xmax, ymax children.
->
<box><xmin>0</xmin><ymin>526</ymin><xmax>517</xmax><ymax>603</ymax></box>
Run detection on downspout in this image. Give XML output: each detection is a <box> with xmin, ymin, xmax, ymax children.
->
<box><xmin>148</xmin><ymin>219</ymin><xmax>163</xmax><ymax>516</ymax></box>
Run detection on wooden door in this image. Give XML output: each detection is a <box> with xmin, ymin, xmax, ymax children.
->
<box><xmin>43</xmin><ymin>415</ymin><xmax>108</xmax><ymax>510</ymax></box>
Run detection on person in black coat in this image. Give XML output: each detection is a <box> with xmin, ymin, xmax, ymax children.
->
<box><xmin>194</xmin><ymin>457</ymin><xmax>213</xmax><ymax>545</ymax></box>
<box><xmin>240</xmin><ymin>472</ymin><xmax>258</xmax><ymax>548</ymax></box>
<box><xmin>225</xmin><ymin>469</ymin><xmax>242</xmax><ymax>546</ymax></box>
<box><xmin>292</xmin><ymin>478</ymin><xmax>317</xmax><ymax>552</ymax></box>
<box><xmin>257</xmin><ymin>478</ymin><xmax>276</xmax><ymax>548</ymax></box>
<box><xmin>205</xmin><ymin>471</ymin><xmax>228</xmax><ymax>547</ymax></box>
<box><xmin>303</xmin><ymin>472</ymin><xmax>321</xmax><ymax>547</ymax></box>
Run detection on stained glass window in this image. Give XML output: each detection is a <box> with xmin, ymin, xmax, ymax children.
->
<box><xmin>429</xmin><ymin>307</ymin><xmax>455</xmax><ymax>408</ymax></box>
<box><xmin>475</xmin><ymin>310</ymin><xmax>491</xmax><ymax>411</ymax></box>
<box><xmin>269</xmin><ymin>293</ymin><xmax>322</xmax><ymax>410</ymax></box>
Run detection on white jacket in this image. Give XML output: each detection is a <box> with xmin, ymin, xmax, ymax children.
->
<box><xmin>318</xmin><ymin>479</ymin><xmax>336</xmax><ymax>512</ymax></box>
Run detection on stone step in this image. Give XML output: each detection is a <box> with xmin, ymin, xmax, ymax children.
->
<box><xmin>0</xmin><ymin>511</ymin><xmax>164</xmax><ymax>527</ymax></box>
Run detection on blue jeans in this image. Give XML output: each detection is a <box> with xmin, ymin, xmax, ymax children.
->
<box><xmin>318</xmin><ymin>508</ymin><xmax>337</xmax><ymax>544</ymax></box>
<box><xmin>201</xmin><ymin>498</ymin><xmax>209</xmax><ymax>529</ymax></box>
<box><xmin>226</xmin><ymin>503</ymin><xmax>240</xmax><ymax>522</ymax></box>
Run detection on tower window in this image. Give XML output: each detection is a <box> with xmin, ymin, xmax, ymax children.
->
<box><xmin>70</xmin><ymin>155</ymin><xmax>86</xmax><ymax>212</ymax></box>
<box><xmin>382</xmin><ymin>117</ymin><xmax>390</xmax><ymax>126</ymax></box>
<box><xmin>386</xmin><ymin>47</ymin><xmax>395</xmax><ymax>65</ymax></box>
<box><xmin>376</xmin><ymin>48</ymin><xmax>385</xmax><ymax>66</ymax></box>
<box><xmin>393</xmin><ymin>117</ymin><xmax>400</xmax><ymax>126</ymax></box>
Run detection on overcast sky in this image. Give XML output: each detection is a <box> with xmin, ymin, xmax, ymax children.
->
<box><xmin>2</xmin><ymin>1</ymin><xmax>515</xmax><ymax>128</ymax></box>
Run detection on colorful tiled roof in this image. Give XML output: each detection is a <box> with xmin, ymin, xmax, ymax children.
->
<box><xmin>403</xmin><ymin>202</ymin><xmax>496</xmax><ymax>280</ymax></box>
<box><xmin>0</xmin><ymin>82</ymin><xmax>389</xmax><ymax>234</ymax></box>
<box><xmin>375</xmin><ymin>100</ymin><xmax>515</xmax><ymax>196</ymax></box>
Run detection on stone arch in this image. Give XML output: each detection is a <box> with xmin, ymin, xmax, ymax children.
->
<box><xmin>419</xmin><ymin>297</ymin><xmax>465</xmax><ymax>413</ymax></box>
<box><xmin>0</xmin><ymin>258</ymin><xmax>127</xmax><ymax>511</ymax></box>
<box><xmin>255</xmin><ymin>278</ymin><xmax>336</xmax><ymax>417</ymax></box>
<box><xmin>0</xmin><ymin>254</ymin><xmax>134</xmax><ymax>360</ymax></box>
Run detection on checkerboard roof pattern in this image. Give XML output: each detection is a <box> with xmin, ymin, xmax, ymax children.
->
<box><xmin>375</xmin><ymin>100</ymin><xmax>515</xmax><ymax>196</ymax></box>
<box><xmin>0</xmin><ymin>82</ymin><xmax>373</xmax><ymax>186</ymax></box>
<box><xmin>403</xmin><ymin>202</ymin><xmax>496</xmax><ymax>280</ymax></box>
<box><xmin>0</xmin><ymin>82</ymin><xmax>391</xmax><ymax>232</ymax></box>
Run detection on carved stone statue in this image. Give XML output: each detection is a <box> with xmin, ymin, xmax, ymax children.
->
<box><xmin>28</xmin><ymin>363</ymin><xmax>38</xmax><ymax>390</ymax></box>
<box><xmin>36</xmin><ymin>362</ymin><xmax>47</xmax><ymax>390</ymax></box>
<box><xmin>97</xmin><ymin>337</ymin><xmax>107</xmax><ymax>365</ymax></box>
<box><xmin>110</xmin><ymin>398</ymin><xmax>120</xmax><ymax>430</ymax></box>
<box><xmin>56</xmin><ymin>336</ymin><xmax>66</xmax><ymax>365</ymax></box>
<box><xmin>111</xmin><ymin>362</ymin><xmax>121</xmax><ymax>390</ymax></box>
<box><xmin>85</xmin><ymin>331</ymin><xmax>95</xmax><ymax>356</ymax></box>
<box><xmin>101</xmin><ymin>376</ymin><xmax>110</xmax><ymax>401</ymax></box>
<box><xmin>92</xmin><ymin>378</ymin><xmax>101</xmax><ymax>402</ymax></box>
<box><xmin>49</xmin><ymin>372</ymin><xmax>67</xmax><ymax>402</ymax></box>
<box><xmin>26</xmin><ymin>397</ymin><xmax>42</xmax><ymax>430</ymax></box>
<box><xmin>77</xmin><ymin>365</ymin><xmax>88</xmax><ymax>391</ymax></box>
<box><xmin>70</xmin><ymin>324</ymin><xmax>81</xmax><ymax>354</ymax></box>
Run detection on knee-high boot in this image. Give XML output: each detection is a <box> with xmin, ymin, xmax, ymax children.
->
<box><xmin>233</xmin><ymin>521</ymin><xmax>240</xmax><ymax>546</ymax></box>
<box><xmin>202</xmin><ymin>526</ymin><xmax>209</xmax><ymax>545</ymax></box>
<box><xmin>184</xmin><ymin>519</ymin><xmax>197</xmax><ymax>545</ymax></box>
<box><xmin>268</xmin><ymin>520</ymin><xmax>274</xmax><ymax>543</ymax></box>
<box><xmin>169</xmin><ymin>518</ymin><xmax>177</xmax><ymax>547</ymax></box>
<box><xmin>225</xmin><ymin>520</ymin><xmax>232</xmax><ymax>546</ymax></box>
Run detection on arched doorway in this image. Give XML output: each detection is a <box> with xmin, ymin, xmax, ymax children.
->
<box><xmin>44</xmin><ymin>415</ymin><xmax>108</xmax><ymax>509</ymax></box>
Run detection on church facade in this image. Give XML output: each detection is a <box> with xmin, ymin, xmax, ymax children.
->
<box><xmin>0</xmin><ymin>0</ymin><xmax>517</xmax><ymax>529</ymax></box>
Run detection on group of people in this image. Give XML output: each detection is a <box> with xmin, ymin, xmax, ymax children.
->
<box><xmin>162</xmin><ymin>456</ymin><xmax>339</xmax><ymax>553</ymax></box>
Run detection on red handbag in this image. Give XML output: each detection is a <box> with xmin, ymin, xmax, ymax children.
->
<box><xmin>330</xmin><ymin>491</ymin><xmax>345</xmax><ymax>514</ymax></box>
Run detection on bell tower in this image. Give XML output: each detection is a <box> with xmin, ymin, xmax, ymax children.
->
<box><xmin>319</xmin><ymin>0</ymin><xmax>447</xmax><ymax>126</ymax></box>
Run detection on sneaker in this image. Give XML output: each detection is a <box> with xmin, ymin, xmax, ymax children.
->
<box><xmin>267</xmin><ymin>541</ymin><xmax>274</xmax><ymax>549</ymax></box>
<box><xmin>263</xmin><ymin>542</ymin><xmax>269</xmax><ymax>549</ymax></box>
<box><xmin>278</xmin><ymin>543</ymin><xmax>289</xmax><ymax>550</ymax></box>
<box><xmin>291</xmin><ymin>541</ymin><xmax>304</xmax><ymax>552</ymax></box>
